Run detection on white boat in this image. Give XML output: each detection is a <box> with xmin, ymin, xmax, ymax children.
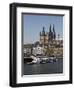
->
<box><xmin>31</xmin><ymin>55</ymin><xmax>41</xmax><ymax>64</ymax></box>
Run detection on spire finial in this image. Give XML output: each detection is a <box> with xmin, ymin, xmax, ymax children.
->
<box><xmin>42</xmin><ymin>26</ymin><xmax>45</xmax><ymax>36</ymax></box>
<box><xmin>53</xmin><ymin>24</ymin><xmax>56</xmax><ymax>39</ymax></box>
<box><xmin>49</xmin><ymin>24</ymin><xmax>51</xmax><ymax>32</ymax></box>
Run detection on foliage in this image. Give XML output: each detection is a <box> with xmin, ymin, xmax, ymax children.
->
<box><xmin>45</xmin><ymin>48</ymin><xmax>54</xmax><ymax>56</ymax></box>
<box><xmin>45</xmin><ymin>47</ymin><xmax>63</xmax><ymax>57</ymax></box>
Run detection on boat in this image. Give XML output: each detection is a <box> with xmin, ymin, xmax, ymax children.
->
<box><xmin>48</xmin><ymin>57</ymin><xmax>58</xmax><ymax>62</ymax></box>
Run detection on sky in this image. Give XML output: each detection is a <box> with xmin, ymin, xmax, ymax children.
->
<box><xmin>22</xmin><ymin>14</ymin><xmax>63</xmax><ymax>44</ymax></box>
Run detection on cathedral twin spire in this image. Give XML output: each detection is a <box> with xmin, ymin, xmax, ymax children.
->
<box><xmin>49</xmin><ymin>24</ymin><xmax>56</xmax><ymax>40</ymax></box>
<box><xmin>40</xmin><ymin>24</ymin><xmax>56</xmax><ymax>40</ymax></box>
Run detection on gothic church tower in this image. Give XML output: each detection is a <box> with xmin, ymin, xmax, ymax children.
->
<box><xmin>40</xmin><ymin>25</ymin><xmax>56</xmax><ymax>45</ymax></box>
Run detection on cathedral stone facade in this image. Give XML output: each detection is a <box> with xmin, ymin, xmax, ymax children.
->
<box><xmin>40</xmin><ymin>25</ymin><xmax>56</xmax><ymax>45</ymax></box>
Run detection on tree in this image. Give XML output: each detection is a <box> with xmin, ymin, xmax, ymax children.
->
<box><xmin>46</xmin><ymin>48</ymin><xmax>54</xmax><ymax>56</ymax></box>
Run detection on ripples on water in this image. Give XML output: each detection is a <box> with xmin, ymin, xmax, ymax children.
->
<box><xmin>23</xmin><ymin>59</ymin><xmax>63</xmax><ymax>75</ymax></box>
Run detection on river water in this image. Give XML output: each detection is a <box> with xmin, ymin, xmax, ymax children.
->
<box><xmin>23</xmin><ymin>59</ymin><xmax>63</xmax><ymax>75</ymax></box>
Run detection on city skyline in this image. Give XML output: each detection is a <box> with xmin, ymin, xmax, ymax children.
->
<box><xmin>22</xmin><ymin>14</ymin><xmax>63</xmax><ymax>44</ymax></box>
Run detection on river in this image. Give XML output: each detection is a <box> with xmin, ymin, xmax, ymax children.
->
<box><xmin>23</xmin><ymin>59</ymin><xmax>63</xmax><ymax>75</ymax></box>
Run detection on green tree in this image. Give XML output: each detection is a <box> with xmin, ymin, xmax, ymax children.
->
<box><xmin>46</xmin><ymin>48</ymin><xmax>54</xmax><ymax>57</ymax></box>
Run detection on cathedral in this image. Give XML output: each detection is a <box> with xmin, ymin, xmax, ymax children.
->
<box><xmin>40</xmin><ymin>25</ymin><xmax>56</xmax><ymax>45</ymax></box>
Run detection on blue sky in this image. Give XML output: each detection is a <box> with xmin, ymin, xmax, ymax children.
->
<box><xmin>22</xmin><ymin>14</ymin><xmax>63</xmax><ymax>44</ymax></box>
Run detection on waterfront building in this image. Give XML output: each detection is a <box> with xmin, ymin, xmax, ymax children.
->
<box><xmin>24</xmin><ymin>44</ymin><xmax>33</xmax><ymax>57</ymax></box>
<box><xmin>32</xmin><ymin>41</ymin><xmax>44</xmax><ymax>56</ymax></box>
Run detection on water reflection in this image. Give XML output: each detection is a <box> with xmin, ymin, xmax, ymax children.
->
<box><xmin>23</xmin><ymin>59</ymin><xmax>63</xmax><ymax>75</ymax></box>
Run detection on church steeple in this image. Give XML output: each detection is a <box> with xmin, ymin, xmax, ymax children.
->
<box><xmin>53</xmin><ymin>24</ymin><xmax>56</xmax><ymax>40</ymax></box>
<box><xmin>49</xmin><ymin>25</ymin><xmax>53</xmax><ymax>40</ymax></box>
<box><xmin>49</xmin><ymin>24</ymin><xmax>52</xmax><ymax>33</ymax></box>
<box><xmin>42</xmin><ymin>26</ymin><xmax>45</xmax><ymax>36</ymax></box>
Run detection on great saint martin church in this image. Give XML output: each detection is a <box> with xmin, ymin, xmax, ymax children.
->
<box><xmin>40</xmin><ymin>25</ymin><xmax>56</xmax><ymax>45</ymax></box>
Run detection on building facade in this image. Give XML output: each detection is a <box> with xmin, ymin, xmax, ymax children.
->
<box><xmin>40</xmin><ymin>25</ymin><xmax>56</xmax><ymax>45</ymax></box>
<box><xmin>33</xmin><ymin>44</ymin><xmax>44</xmax><ymax>56</ymax></box>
